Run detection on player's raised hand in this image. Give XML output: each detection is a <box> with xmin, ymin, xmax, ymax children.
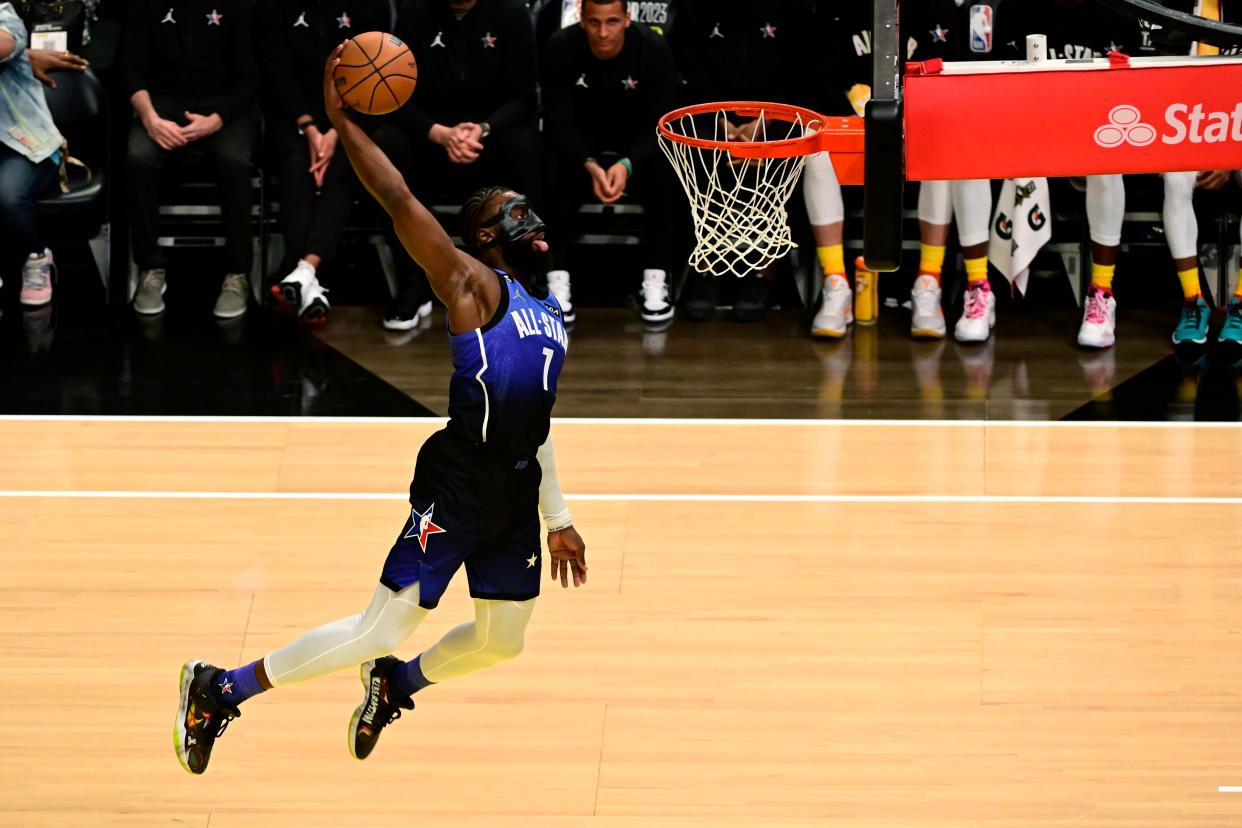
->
<box><xmin>548</xmin><ymin>526</ymin><xmax>587</xmax><ymax>588</ymax></box>
<box><xmin>323</xmin><ymin>43</ymin><xmax>348</xmax><ymax>120</ymax></box>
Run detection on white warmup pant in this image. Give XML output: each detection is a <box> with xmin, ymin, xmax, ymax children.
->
<box><xmin>917</xmin><ymin>179</ymin><xmax>992</xmax><ymax>246</ymax></box>
<box><xmin>1086</xmin><ymin>174</ymin><xmax>1125</xmax><ymax>247</ymax></box>
<box><xmin>802</xmin><ymin>151</ymin><xmax>845</xmax><ymax>226</ymax></box>
<box><xmin>1162</xmin><ymin>171</ymin><xmax>1198</xmax><ymax>261</ymax></box>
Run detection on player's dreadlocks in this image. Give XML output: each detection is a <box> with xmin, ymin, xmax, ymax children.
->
<box><xmin>460</xmin><ymin>185</ymin><xmax>510</xmax><ymax>250</ymax></box>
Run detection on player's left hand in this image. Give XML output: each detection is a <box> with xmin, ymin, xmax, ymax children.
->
<box><xmin>323</xmin><ymin>43</ymin><xmax>348</xmax><ymax>121</ymax></box>
<box><xmin>548</xmin><ymin>526</ymin><xmax>587</xmax><ymax>588</ymax></box>
<box><xmin>180</xmin><ymin>111</ymin><xmax>223</xmax><ymax>142</ymax></box>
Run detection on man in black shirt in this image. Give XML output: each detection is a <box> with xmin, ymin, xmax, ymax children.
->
<box><xmin>377</xmin><ymin>0</ymin><xmax>540</xmax><ymax>330</ymax></box>
<box><xmin>541</xmin><ymin>0</ymin><xmax>678</xmax><ymax>325</ymax></box>
<box><xmin>258</xmin><ymin>0</ymin><xmax>392</xmax><ymax>325</ymax></box>
<box><xmin>121</xmin><ymin>0</ymin><xmax>258</xmax><ymax>319</ymax></box>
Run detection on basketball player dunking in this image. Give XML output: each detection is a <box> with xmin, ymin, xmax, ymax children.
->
<box><xmin>173</xmin><ymin>44</ymin><xmax>588</xmax><ymax>775</ymax></box>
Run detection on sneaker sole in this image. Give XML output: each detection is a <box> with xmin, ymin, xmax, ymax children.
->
<box><xmin>383</xmin><ymin>317</ymin><xmax>419</xmax><ymax>331</ymax></box>
<box><xmin>301</xmin><ymin>297</ymin><xmax>330</xmax><ymax>326</ymax></box>
<box><xmin>173</xmin><ymin>659</ymin><xmax>198</xmax><ymax>775</ymax></box>
<box><xmin>911</xmin><ymin>327</ymin><xmax>946</xmax><ymax>340</ymax></box>
<box><xmin>213</xmin><ymin>305</ymin><xmax>248</xmax><ymax>320</ymax></box>
<box><xmin>1171</xmin><ymin>333</ymin><xmax>1208</xmax><ymax>346</ymax></box>
<box><xmin>347</xmin><ymin>660</ymin><xmax>373</xmax><ymax>761</ymax></box>
<box><xmin>641</xmin><ymin>307</ymin><xmax>675</xmax><ymax>324</ymax></box>
<box><xmin>19</xmin><ymin>294</ymin><xmax>52</xmax><ymax>307</ymax></box>
<box><xmin>811</xmin><ymin>326</ymin><xmax>848</xmax><ymax>339</ymax></box>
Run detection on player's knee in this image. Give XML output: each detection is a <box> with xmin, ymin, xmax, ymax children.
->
<box><xmin>482</xmin><ymin>631</ymin><xmax>525</xmax><ymax>663</ymax></box>
<box><xmin>1164</xmin><ymin>172</ymin><xmax>1195</xmax><ymax>203</ymax></box>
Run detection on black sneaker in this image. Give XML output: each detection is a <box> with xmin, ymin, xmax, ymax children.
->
<box><xmin>383</xmin><ymin>290</ymin><xmax>433</xmax><ymax>331</ymax></box>
<box><xmin>174</xmin><ymin>659</ymin><xmax>239</xmax><ymax>775</ymax></box>
<box><xmin>349</xmin><ymin>656</ymin><xmax>414</xmax><ymax>760</ymax></box>
<box><xmin>682</xmin><ymin>272</ymin><xmax>718</xmax><ymax>322</ymax></box>
<box><xmin>731</xmin><ymin>273</ymin><xmax>770</xmax><ymax>322</ymax></box>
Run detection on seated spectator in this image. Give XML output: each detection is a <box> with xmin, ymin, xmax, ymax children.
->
<box><xmin>0</xmin><ymin>3</ymin><xmax>65</xmax><ymax>308</ymax></box>
<box><xmin>257</xmin><ymin>0</ymin><xmax>391</xmax><ymax>325</ymax></box>
<box><xmin>120</xmin><ymin>0</ymin><xmax>258</xmax><ymax>319</ymax></box>
<box><xmin>671</xmin><ymin>0</ymin><xmax>815</xmax><ymax>322</ymax></box>
<box><xmin>541</xmin><ymin>0</ymin><xmax>678</xmax><ymax>325</ymax></box>
<box><xmin>380</xmin><ymin>0</ymin><xmax>539</xmax><ymax>331</ymax></box>
<box><xmin>534</xmin><ymin>0</ymin><xmax>675</xmax><ymax>46</ymax></box>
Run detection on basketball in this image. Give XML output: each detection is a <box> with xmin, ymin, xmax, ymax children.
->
<box><xmin>333</xmin><ymin>32</ymin><xmax>417</xmax><ymax>116</ymax></box>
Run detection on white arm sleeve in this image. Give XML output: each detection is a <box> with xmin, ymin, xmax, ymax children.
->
<box><xmin>536</xmin><ymin>437</ymin><xmax>573</xmax><ymax>532</ymax></box>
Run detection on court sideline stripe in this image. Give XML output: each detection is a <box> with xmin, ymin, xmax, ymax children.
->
<box><xmin>0</xmin><ymin>491</ymin><xmax>1239</xmax><ymax>505</ymax></box>
<box><xmin>0</xmin><ymin>414</ymin><xmax>1238</xmax><ymax>428</ymax></box>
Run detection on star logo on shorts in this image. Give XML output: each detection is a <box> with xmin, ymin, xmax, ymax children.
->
<box><xmin>206</xmin><ymin>9</ymin><xmax>223</xmax><ymax>25</ymax></box>
<box><xmin>930</xmin><ymin>24</ymin><xmax>949</xmax><ymax>42</ymax></box>
<box><xmin>526</xmin><ymin>553</ymin><xmax>538</xmax><ymax>569</ymax></box>
<box><xmin>405</xmin><ymin>503</ymin><xmax>446</xmax><ymax>552</ymax></box>
<box><xmin>760</xmin><ymin>22</ymin><xmax>777</xmax><ymax>39</ymax></box>
<box><xmin>482</xmin><ymin>31</ymin><xmax>497</xmax><ymax>48</ymax></box>
<box><xmin>621</xmin><ymin>75</ymin><xmax>639</xmax><ymax>90</ymax></box>
<box><xmin>337</xmin><ymin>12</ymin><xmax>351</xmax><ymax>28</ymax></box>
<box><xmin>218</xmin><ymin>677</ymin><xmax>234</xmax><ymax>695</ymax></box>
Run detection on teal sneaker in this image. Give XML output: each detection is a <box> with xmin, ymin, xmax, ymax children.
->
<box><xmin>1219</xmin><ymin>300</ymin><xmax>1242</xmax><ymax>345</ymax></box>
<box><xmin>1171</xmin><ymin>297</ymin><xmax>1210</xmax><ymax>345</ymax></box>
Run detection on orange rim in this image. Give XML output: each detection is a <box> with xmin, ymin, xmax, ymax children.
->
<box><xmin>657</xmin><ymin>101</ymin><xmax>830</xmax><ymax>159</ymax></box>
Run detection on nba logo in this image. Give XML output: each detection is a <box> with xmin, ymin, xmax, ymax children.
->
<box><xmin>969</xmin><ymin>4</ymin><xmax>993</xmax><ymax>53</ymax></box>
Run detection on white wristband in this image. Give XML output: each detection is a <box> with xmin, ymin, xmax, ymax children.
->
<box><xmin>536</xmin><ymin>438</ymin><xmax>572</xmax><ymax>532</ymax></box>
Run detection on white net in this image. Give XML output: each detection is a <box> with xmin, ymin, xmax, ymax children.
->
<box><xmin>658</xmin><ymin>106</ymin><xmax>818</xmax><ymax>279</ymax></box>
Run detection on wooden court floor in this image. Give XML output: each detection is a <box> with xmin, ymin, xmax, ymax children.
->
<box><xmin>1</xmin><ymin>417</ymin><xmax>1241</xmax><ymax>827</ymax></box>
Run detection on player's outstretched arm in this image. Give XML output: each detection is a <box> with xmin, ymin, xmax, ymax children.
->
<box><xmin>323</xmin><ymin>45</ymin><xmax>485</xmax><ymax>306</ymax></box>
<box><xmin>537</xmin><ymin>438</ymin><xmax>587</xmax><ymax>588</ymax></box>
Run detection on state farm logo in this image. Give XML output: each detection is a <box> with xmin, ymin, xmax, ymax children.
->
<box><xmin>1096</xmin><ymin>102</ymin><xmax>1242</xmax><ymax>148</ymax></box>
<box><xmin>1094</xmin><ymin>105</ymin><xmax>1156</xmax><ymax>148</ymax></box>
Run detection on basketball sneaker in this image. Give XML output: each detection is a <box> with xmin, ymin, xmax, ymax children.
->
<box><xmin>954</xmin><ymin>281</ymin><xmax>995</xmax><ymax>343</ymax></box>
<box><xmin>640</xmin><ymin>269</ymin><xmax>674</xmax><ymax>324</ymax></box>
<box><xmin>1077</xmin><ymin>285</ymin><xmax>1117</xmax><ymax>349</ymax></box>
<box><xmin>272</xmin><ymin>259</ymin><xmax>331</xmax><ymax>325</ymax></box>
<box><xmin>811</xmin><ymin>274</ymin><xmax>852</xmax><ymax>338</ymax></box>
<box><xmin>174</xmin><ymin>659</ymin><xmax>239</xmax><ymax>775</ymax></box>
<box><xmin>1220</xmin><ymin>300</ymin><xmax>1242</xmax><ymax>345</ymax></box>
<box><xmin>19</xmin><ymin>249</ymin><xmax>54</xmax><ymax>307</ymax></box>
<box><xmin>349</xmin><ymin>656</ymin><xmax>414</xmax><ymax>760</ymax></box>
<box><xmin>682</xmin><ymin>272</ymin><xmax>718</xmax><ymax>322</ymax></box>
<box><xmin>909</xmin><ymin>275</ymin><xmax>945</xmax><ymax>339</ymax></box>
<box><xmin>1171</xmin><ymin>297</ymin><xmax>1210</xmax><ymax>345</ymax></box>
<box><xmin>547</xmin><ymin>269</ymin><xmax>575</xmax><ymax>325</ymax></box>
<box><xmin>731</xmin><ymin>272</ymin><xmax>769</xmax><ymax>322</ymax></box>
<box><xmin>383</xmin><ymin>289</ymin><xmax>433</xmax><ymax>331</ymax></box>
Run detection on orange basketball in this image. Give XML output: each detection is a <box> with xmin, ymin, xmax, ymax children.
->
<box><xmin>333</xmin><ymin>32</ymin><xmax>417</xmax><ymax>116</ymax></box>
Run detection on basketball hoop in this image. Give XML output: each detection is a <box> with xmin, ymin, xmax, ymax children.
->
<box><xmin>658</xmin><ymin>101</ymin><xmax>832</xmax><ymax>279</ymax></box>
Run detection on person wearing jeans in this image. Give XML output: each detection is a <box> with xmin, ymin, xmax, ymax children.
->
<box><xmin>0</xmin><ymin>3</ymin><xmax>62</xmax><ymax>308</ymax></box>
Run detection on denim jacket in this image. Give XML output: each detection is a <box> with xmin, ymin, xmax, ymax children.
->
<box><xmin>0</xmin><ymin>2</ymin><xmax>64</xmax><ymax>164</ymax></box>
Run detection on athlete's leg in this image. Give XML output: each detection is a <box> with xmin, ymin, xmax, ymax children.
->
<box><xmin>805</xmin><ymin>152</ymin><xmax>852</xmax><ymax>338</ymax></box>
<box><xmin>1163</xmin><ymin>171</ymin><xmax>1201</xmax><ymax>297</ymax></box>
<box><xmin>950</xmin><ymin>179</ymin><xmax>995</xmax><ymax>343</ymax></box>
<box><xmin>912</xmin><ymin>181</ymin><xmax>951</xmax><ymax>339</ymax></box>
<box><xmin>1080</xmin><ymin>175</ymin><xmax>1125</xmax><ymax>349</ymax></box>
<box><xmin>396</xmin><ymin>598</ymin><xmax>535</xmax><ymax>691</ymax></box>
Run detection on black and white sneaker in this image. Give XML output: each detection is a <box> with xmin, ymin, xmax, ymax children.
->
<box><xmin>348</xmin><ymin>656</ymin><xmax>414</xmax><ymax>760</ymax></box>
<box><xmin>640</xmin><ymin>268</ymin><xmax>674</xmax><ymax>324</ymax></box>
<box><xmin>173</xmin><ymin>659</ymin><xmax>239</xmax><ymax>775</ymax></box>
<box><xmin>383</xmin><ymin>290</ymin><xmax>434</xmax><ymax>331</ymax></box>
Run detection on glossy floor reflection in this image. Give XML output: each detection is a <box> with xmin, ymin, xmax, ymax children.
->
<box><xmin>2</xmin><ymin>292</ymin><xmax>1240</xmax><ymax>419</ymax></box>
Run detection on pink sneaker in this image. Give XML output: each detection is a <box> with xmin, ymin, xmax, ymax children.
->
<box><xmin>953</xmin><ymin>280</ymin><xmax>995</xmax><ymax>343</ymax></box>
<box><xmin>20</xmin><ymin>249</ymin><xmax>54</xmax><ymax>307</ymax></box>
<box><xmin>1077</xmin><ymin>286</ymin><xmax>1117</xmax><ymax>349</ymax></box>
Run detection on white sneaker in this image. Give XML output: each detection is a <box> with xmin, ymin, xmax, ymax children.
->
<box><xmin>640</xmin><ymin>268</ymin><xmax>674</xmax><ymax>323</ymax></box>
<box><xmin>547</xmin><ymin>269</ymin><xmax>575</xmax><ymax>324</ymax></box>
<box><xmin>274</xmin><ymin>259</ymin><xmax>330</xmax><ymax>324</ymax></box>
<box><xmin>1077</xmin><ymin>286</ymin><xmax>1117</xmax><ymax>349</ymax></box>
<box><xmin>811</xmin><ymin>274</ymin><xmax>853</xmax><ymax>338</ymax></box>
<box><xmin>910</xmin><ymin>275</ymin><xmax>945</xmax><ymax>339</ymax></box>
<box><xmin>954</xmin><ymin>280</ymin><xmax>995</xmax><ymax>343</ymax></box>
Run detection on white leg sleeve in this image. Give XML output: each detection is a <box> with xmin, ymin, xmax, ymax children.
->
<box><xmin>263</xmin><ymin>582</ymin><xmax>429</xmax><ymax>687</ymax></box>
<box><xmin>918</xmin><ymin>179</ymin><xmax>953</xmax><ymax>226</ymax></box>
<box><xmin>1162</xmin><ymin>171</ymin><xmax>1198</xmax><ymax>260</ymax></box>
<box><xmin>952</xmin><ymin>179</ymin><xmax>993</xmax><ymax>247</ymax></box>
<box><xmin>419</xmin><ymin>598</ymin><xmax>535</xmax><ymax>683</ymax></box>
<box><xmin>802</xmin><ymin>151</ymin><xmax>845</xmax><ymax>227</ymax></box>
<box><xmin>1086</xmin><ymin>174</ymin><xmax>1125</xmax><ymax>247</ymax></box>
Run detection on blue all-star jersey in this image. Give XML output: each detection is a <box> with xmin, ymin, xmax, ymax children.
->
<box><xmin>447</xmin><ymin>271</ymin><xmax>568</xmax><ymax>457</ymax></box>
